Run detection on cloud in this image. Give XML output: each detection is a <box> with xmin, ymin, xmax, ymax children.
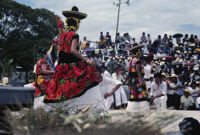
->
<box><xmin>15</xmin><ymin>0</ymin><xmax>200</xmax><ymax>41</ymax></box>
<box><xmin>178</xmin><ymin>24</ymin><xmax>200</xmax><ymax>34</ymax></box>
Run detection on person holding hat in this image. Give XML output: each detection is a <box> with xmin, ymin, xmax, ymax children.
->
<box><xmin>167</xmin><ymin>73</ymin><xmax>182</xmax><ymax>109</ymax></box>
<box><xmin>150</xmin><ymin>72</ymin><xmax>167</xmax><ymax>110</ymax></box>
<box><xmin>46</xmin><ymin>6</ymin><xmax>100</xmax><ymax>102</ymax></box>
<box><xmin>35</xmin><ymin>48</ymin><xmax>54</xmax><ymax>97</ymax></box>
<box><xmin>180</xmin><ymin>88</ymin><xmax>195</xmax><ymax>110</ymax></box>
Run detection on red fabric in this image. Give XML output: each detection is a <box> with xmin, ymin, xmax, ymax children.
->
<box><xmin>45</xmin><ymin>31</ymin><xmax>100</xmax><ymax>101</ymax></box>
<box><xmin>59</xmin><ymin>31</ymin><xmax>75</xmax><ymax>53</ymax></box>
<box><xmin>36</xmin><ymin>59</ymin><xmax>51</xmax><ymax>75</ymax></box>
<box><xmin>35</xmin><ymin>59</ymin><xmax>52</xmax><ymax>97</ymax></box>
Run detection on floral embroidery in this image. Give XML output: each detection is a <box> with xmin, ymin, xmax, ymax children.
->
<box><xmin>45</xmin><ymin>31</ymin><xmax>100</xmax><ymax>102</ymax></box>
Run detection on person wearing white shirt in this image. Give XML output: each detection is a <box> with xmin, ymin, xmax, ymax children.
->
<box><xmin>144</xmin><ymin>62</ymin><xmax>152</xmax><ymax>81</ymax></box>
<box><xmin>101</xmin><ymin>66</ymin><xmax>112</xmax><ymax>78</ymax></box>
<box><xmin>112</xmin><ymin>68</ymin><xmax>128</xmax><ymax>109</ymax></box>
<box><xmin>150</xmin><ymin>72</ymin><xmax>167</xmax><ymax>110</ymax></box>
<box><xmin>146</xmin><ymin>74</ymin><xmax>154</xmax><ymax>98</ymax></box>
<box><xmin>180</xmin><ymin>88</ymin><xmax>195</xmax><ymax>110</ymax></box>
<box><xmin>167</xmin><ymin>74</ymin><xmax>181</xmax><ymax>109</ymax></box>
<box><xmin>100</xmin><ymin>76</ymin><xmax>122</xmax><ymax>111</ymax></box>
<box><xmin>196</xmin><ymin>97</ymin><xmax>200</xmax><ymax>110</ymax></box>
<box><xmin>188</xmin><ymin>82</ymin><xmax>200</xmax><ymax>103</ymax></box>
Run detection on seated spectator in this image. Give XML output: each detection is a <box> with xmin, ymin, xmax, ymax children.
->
<box><xmin>99</xmin><ymin>32</ymin><xmax>106</xmax><ymax>49</ymax></box>
<box><xmin>146</xmin><ymin>34</ymin><xmax>152</xmax><ymax>46</ymax></box>
<box><xmin>81</xmin><ymin>36</ymin><xmax>87</xmax><ymax>50</ymax></box>
<box><xmin>140</xmin><ymin>32</ymin><xmax>147</xmax><ymax>44</ymax></box>
<box><xmin>196</xmin><ymin>97</ymin><xmax>200</xmax><ymax>110</ymax></box>
<box><xmin>188</xmin><ymin>82</ymin><xmax>200</xmax><ymax>103</ymax></box>
<box><xmin>180</xmin><ymin>88</ymin><xmax>195</xmax><ymax>110</ymax></box>
<box><xmin>115</xmin><ymin>32</ymin><xmax>121</xmax><ymax>43</ymax></box>
<box><xmin>167</xmin><ymin>74</ymin><xmax>182</xmax><ymax>109</ymax></box>
<box><xmin>182</xmin><ymin>34</ymin><xmax>189</xmax><ymax>44</ymax></box>
<box><xmin>150</xmin><ymin>72</ymin><xmax>167</xmax><ymax>110</ymax></box>
<box><xmin>189</xmin><ymin>34</ymin><xmax>195</xmax><ymax>43</ymax></box>
<box><xmin>106</xmin><ymin>32</ymin><xmax>112</xmax><ymax>47</ymax></box>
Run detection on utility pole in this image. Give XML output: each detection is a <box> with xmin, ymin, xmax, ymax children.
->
<box><xmin>115</xmin><ymin>0</ymin><xmax>121</xmax><ymax>43</ymax></box>
<box><xmin>113</xmin><ymin>0</ymin><xmax>130</xmax><ymax>50</ymax></box>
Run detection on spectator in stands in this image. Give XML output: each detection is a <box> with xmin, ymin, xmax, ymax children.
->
<box><xmin>180</xmin><ymin>88</ymin><xmax>195</xmax><ymax>110</ymax></box>
<box><xmin>140</xmin><ymin>32</ymin><xmax>147</xmax><ymax>44</ymax></box>
<box><xmin>106</xmin><ymin>32</ymin><xmax>112</xmax><ymax>47</ymax></box>
<box><xmin>167</xmin><ymin>73</ymin><xmax>182</xmax><ymax>109</ymax></box>
<box><xmin>99</xmin><ymin>32</ymin><xmax>105</xmax><ymax>49</ymax></box>
<box><xmin>188</xmin><ymin>82</ymin><xmax>200</xmax><ymax>103</ymax></box>
<box><xmin>189</xmin><ymin>34</ymin><xmax>195</xmax><ymax>43</ymax></box>
<box><xmin>150</xmin><ymin>72</ymin><xmax>167</xmax><ymax>110</ymax></box>
<box><xmin>147</xmin><ymin>34</ymin><xmax>152</xmax><ymax>45</ymax></box>
<box><xmin>196</xmin><ymin>97</ymin><xmax>200</xmax><ymax>110</ymax></box>
<box><xmin>115</xmin><ymin>32</ymin><xmax>121</xmax><ymax>43</ymax></box>
<box><xmin>81</xmin><ymin>36</ymin><xmax>87</xmax><ymax>50</ymax></box>
<box><xmin>194</xmin><ymin>35</ymin><xmax>199</xmax><ymax>48</ymax></box>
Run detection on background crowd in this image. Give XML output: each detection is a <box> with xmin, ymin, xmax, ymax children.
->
<box><xmin>79</xmin><ymin>31</ymin><xmax>200</xmax><ymax>110</ymax></box>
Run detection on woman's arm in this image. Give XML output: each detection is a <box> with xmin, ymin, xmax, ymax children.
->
<box><xmin>71</xmin><ymin>39</ymin><xmax>94</xmax><ymax>64</ymax></box>
<box><xmin>136</xmin><ymin>64</ymin><xmax>145</xmax><ymax>85</ymax></box>
<box><xmin>41</xmin><ymin>63</ymin><xmax>54</xmax><ymax>74</ymax></box>
<box><xmin>104</xmin><ymin>84</ymin><xmax>121</xmax><ymax>99</ymax></box>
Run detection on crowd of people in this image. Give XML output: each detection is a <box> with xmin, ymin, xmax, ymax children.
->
<box><xmin>79</xmin><ymin>31</ymin><xmax>200</xmax><ymax>111</ymax></box>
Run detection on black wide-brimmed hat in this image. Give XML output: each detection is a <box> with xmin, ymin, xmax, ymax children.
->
<box><xmin>129</xmin><ymin>45</ymin><xmax>144</xmax><ymax>52</ymax></box>
<box><xmin>62</xmin><ymin>6</ymin><xmax>87</xmax><ymax>20</ymax></box>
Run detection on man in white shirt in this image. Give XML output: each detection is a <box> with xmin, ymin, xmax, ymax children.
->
<box><xmin>146</xmin><ymin>74</ymin><xmax>154</xmax><ymax>98</ymax></box>
<box><xmin>100</xmin><ymin>76</ymin><xmax>122</xmax><ymax>111</ymax></box>
<box><xmin>167</xmin><ymin>74</ymin><xmax>182</xmax><ymax>109</ymax></box>
<box><xmin>188</xmin><ymin>82</ymin><xmax>200</xmax><ymax>103</ymax></box>
<box><xmin>150</xmin><ymin>72</ymin><xmax>167</xmax><ymax>110</ymax></box>
<box><xmin>180</xmin><ymin>88</ymin><xmax>195</xmax><ymax>110</ymax></box>
<box><xmin>112</xmin><ymin>68</ymin><xmax>128</xmax><ymax>109</ymax></box>
<box><xmin>196</xmin><ymin>97</ymin><xmax>200</xmax><ymax>110</ymax></box>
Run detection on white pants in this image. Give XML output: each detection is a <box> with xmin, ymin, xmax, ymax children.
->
<box><xmin>114</xmin><ymin>86</ymin><xmax>128</xmax><ymax>107</ymax></box>
<box><xmin>154</xmin><ymin>96</ymin><xmax>167</xmax><ymax>110</ymax></box>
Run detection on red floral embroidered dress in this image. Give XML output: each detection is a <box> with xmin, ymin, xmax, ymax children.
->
<box><xmin>45</xmin><ymin>31</ymin><xmax>100</xmax><ymax>102</ymax></box>
<box><xmin>35</xmin><ymin>59</ymin><xmax>52</xmax><ymax>96</ymax></box>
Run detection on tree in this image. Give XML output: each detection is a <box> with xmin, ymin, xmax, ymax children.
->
<box><xmin>0</xmin><ymin>0</ymin><xmax>58</xmax><ymax>83</ymax></box>
<box><xmin>0</xmin><ymin>57</ymin><xmax>14</xmax><ymax>78</ymax></box>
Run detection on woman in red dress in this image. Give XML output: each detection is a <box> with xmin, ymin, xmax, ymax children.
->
<box><xmin>45</xmin><ymin>6</ymin><xmax>100</xmax><ymax>102</ymax></box>
<box><xmin>35</xmin><ymin>49</ymin><xmax>54</xmax><ymax>97</ymax></box>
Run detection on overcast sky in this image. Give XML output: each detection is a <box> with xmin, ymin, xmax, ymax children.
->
<box><xmin>15</xmin><ymin>0</ymin><xmax>200</xmax><ymax>42</ymax></box>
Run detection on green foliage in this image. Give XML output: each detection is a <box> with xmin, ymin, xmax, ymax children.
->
<box><xmin>0</xmin><ymin>57</ymin><xmax>14</xmax><ymax>77</ymax></box>
<box><xmin>0</xmin><ymin>0</ymin><xmax>58</xmax><ymax>73</ymax></box>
